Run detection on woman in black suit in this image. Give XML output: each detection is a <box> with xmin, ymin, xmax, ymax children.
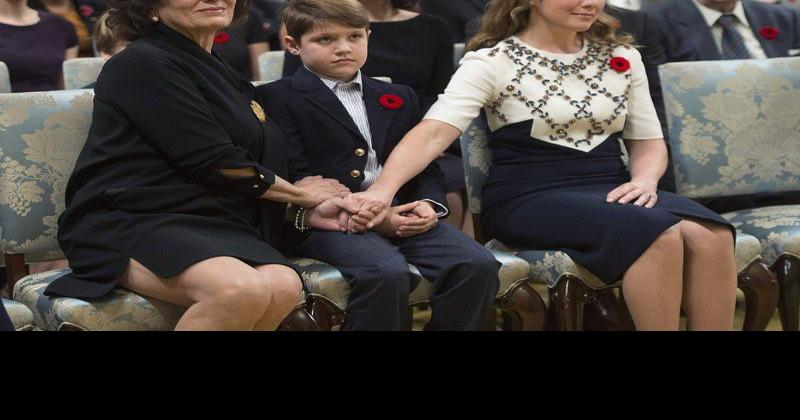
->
<box><xmin>45</xmin><ymin>0</ymin><xmax>352</xmax><ymax>330</ymax></box>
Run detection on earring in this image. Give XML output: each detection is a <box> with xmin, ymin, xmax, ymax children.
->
<box><xmin>151</xmin><ymin>15</ymin><xmax>159</xmax><ymax>22</ymax></box>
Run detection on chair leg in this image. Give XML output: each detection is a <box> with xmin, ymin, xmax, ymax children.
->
<box><xmin>4</xmin><ymin>254</ymin><xmax>28</xmax><ymax>297</ymax></box>
<box><xmin>774</xmin><ymin>255</ymin><xmax>800</xmax><ymax>331</ymax></box>
<box><xmin>737</xmin><ymin>260</ymin><xmax>779</xmax><ymax>331</ymax></box>
<box><xmin>308</xmin><ymin>295</ymin><xmax>346</xmax><ymax>331</ymax></box>
<box><xmin>405</xmin><ymin>304</ymin><xmax>416</xmax><ymax>331</ymax></box>
<box><xmin>550</xmin><ymin>276</ymin><xmax>594</xmax><ymax>331</ymax></box>
<box><xmin>277</xmin><ymin>302</ymin><xmax>321</xmax><ymax>331</ymax></box>
<box><xmin>495</xmin><ymin>281</ymin><xmax>546</xmax><ymax>331</ymax></box>
<box><xmin>483</xmin><ymin>307</ymin><xmax>499</xmax><ymax>331</ymax></box>
<box><xmin>616</xmin><ymin>290</ymin><xmax>636</xmax><ymax>331</ymax></box>
<box><xmin>583</xmin><ymin>288</ymin><xmax>635</xmax><ymax>331</ymax></box>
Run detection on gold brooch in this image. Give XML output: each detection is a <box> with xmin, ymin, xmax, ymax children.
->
<box><xmin>250</xmin><ymin>100</ymin><xmax>266</xmax><ymax>123</ymax></box>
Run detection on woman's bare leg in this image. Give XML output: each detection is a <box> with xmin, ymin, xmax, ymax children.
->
<box><xmin>678</xmin><ymin>219</ymin><xmax>737</xmax><ymax>331</ymax></box>
<box><xmin>251</xmin><ymin>264</ymin><xmax>303</xmax><ymax>331</ymax></box>
<box><xmin>622</xmin><ymin>225</ymin><xmax>685</xmax><ymax>330</ymax></box>
<box><xmin>119</xmin><ymin>257</ymin><xmax>272</xmax><ymax>331</ymax></box>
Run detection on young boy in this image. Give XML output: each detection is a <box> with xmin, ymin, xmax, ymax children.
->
<box><xmin>258</xmin><ymin>0</ymin><xmax>500</xmax><ymax>330</ymax></box>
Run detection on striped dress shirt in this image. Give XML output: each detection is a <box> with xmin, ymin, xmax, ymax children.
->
<box><xmin>313</xmin><ymin>69</ymin><xmax>382</xmax><ymax>190</ymax></box>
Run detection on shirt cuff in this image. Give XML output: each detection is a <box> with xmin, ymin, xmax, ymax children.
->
<box><xmin>421</xmin><ymin>199</ymin><xmax>449</xmax><ymax>218</ymax></box>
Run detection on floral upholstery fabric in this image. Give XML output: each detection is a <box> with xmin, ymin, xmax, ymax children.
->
<box><xmin>3</xmin><ymin>298</ymin><xmax>36</xmax><ymax>331</ymax></box>
<box><xmin>257</xmin><ymin>51</ymin><xmax>285</xmax><ymax>83</ymax></box>
<box><xmin>13</xmin><ymin>268</ymin><xmax>187</xmax><ymax>331</ymax></box>
<box><xmin>724</xmin><ymin>205</ymin><xmax>800</xmax><ymax>264</ymax></box>
<box><xmin>63</xmin><ymin>58</ymin><xmax>105</xmax><ymax>90</ymax></box>
<box><xmin>0</xmin><ymin>62</ymin><xmax>10</xmax><ymax>94</ymax></box>
<box><xmin>0</xmin><ymin>90</ymin><xmax>93</xmax><ymax>260</ymax></box>
<box><xmin>454</xmin><ymin>43</ymin><xmax>466</xmax><ymax>68</ymax></box>
<box><xmin>660</xmin><ymin>58</ymin><xmax>800</xmax><ymax>199</ymax></box>
<box><xmin>459</xmin><ymin>112</ymin><xmax>491</xmax><ymax>215</ymax></box>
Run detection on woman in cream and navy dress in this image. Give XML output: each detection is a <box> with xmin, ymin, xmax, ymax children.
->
<box><xmin>350</xmin><ymin>0</ymin><xmax>739</xmax><ymax>330</ymax></box>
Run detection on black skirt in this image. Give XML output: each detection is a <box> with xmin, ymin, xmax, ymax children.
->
<box><xmin>481</xmin><ymin>123</ymin><xmax>733</xmax><ymax>285</ymax></box>
<box><xmin>46</xmin><ymin>185</ymin><xmax>294</xmax><ymax>299</ymax></box>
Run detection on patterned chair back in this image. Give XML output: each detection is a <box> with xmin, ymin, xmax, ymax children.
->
<box><xmin>458</xmin><ymin>111</ymin><xmax>492</xmax><ymax>216</ymax></box>
<box><xmin>63</xmin><ymin>58</ymin><xmax>105</xmax><ymax>90</ymax></box>
<box><xmin>0</xmin><ymin>89</ymin><xmax>93</xmax><ymax>261</ymax></box>
<box><xmin>660</xmin><ymin>57</ymin><xmax>800</xmax><ymax>199</ymax></box>
<box><xmin>454</xmin><ymin>43</ymin><xmax>466</xmax><ymax>69</ymax></box>
<box><xmin>0</xmin><ymin>62</ymin><xmax>10</xmax><ymax>93</ymax></box>
<box><xmin>257</xmin><ymin>51</ymin><xmax>286</xmax><ymax>83</ymax></box>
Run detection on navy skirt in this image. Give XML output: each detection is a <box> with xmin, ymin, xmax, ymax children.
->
<box><xmin>481</xmin><ymin>122</ymin><xmax>733</xmax><ymax>285</ymax></box>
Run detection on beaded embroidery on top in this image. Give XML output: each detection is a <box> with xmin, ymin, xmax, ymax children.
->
<box><xmin>486</xmin><ymin>38</ymin><xmax>633</xmax><ymax>149</ymax></box>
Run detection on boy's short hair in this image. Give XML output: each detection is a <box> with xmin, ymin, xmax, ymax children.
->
<box><xmin>281</xmin><ymin>0</ymin><xmax>370</xmax><ymax>42</ymax></box>
<box><xmin>93</xmin><ymin>11</ymin><xmax>125</xmax><ymax>55</ymax></box>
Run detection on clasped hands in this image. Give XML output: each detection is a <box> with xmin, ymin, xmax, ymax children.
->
<box><xmin>296</xmin><ymin>176</ymin><xmax>437</xmax><ymax>237</ymax></box>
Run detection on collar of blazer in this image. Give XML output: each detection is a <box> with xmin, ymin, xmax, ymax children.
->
<box><xmin>149</xmin><ymin>22</ymin><xmax>246</xmax><ymax>92</ymax></box>
<box><xmin>291</xmin><ymin>66</ymin><xmax>400</xmax><ymax>158</ymax></box>
<box><xmin>740</xmin><ymin>0</ymin><xmax>788</xmax><ymax>57</ymax></box>
<box><xmin>679</xmin><ymin>0</ymin><xmax>723</xmax><ymax>60</ymax></box>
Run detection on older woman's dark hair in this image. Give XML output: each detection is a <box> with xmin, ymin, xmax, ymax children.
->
<box><xmin>391</xmin><ymin>0</ymin><xmax>418</xmax><ymax>11</ymax></box>
<box><xmin>106</xmin><ymin>0</ymin><xmax>251</xmax><ymax>41</ymax></box>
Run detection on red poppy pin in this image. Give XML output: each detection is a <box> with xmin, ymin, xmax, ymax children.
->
<box><xmin>78</xmin><ymin>5</ymin><xmax>94</xmax><ymax>17</ymax></box>
<box><xmin>759</xmin><ymin>26</ymin><xmax>779</xmax><ymax>40</ymax></box>
<box><xmin>213</xmin><ymin>32</ymin><xmax>230</xmax><ymax>44</ymax></box>
<box><xmin>609</xmin><ymin>56</ymin><xmax>630</xmax><ymax>73</ymax></box>
<box><xmin>379</xmin><ymin>94</ymin><xmax>403</xmax><ymax>110</ymax></box>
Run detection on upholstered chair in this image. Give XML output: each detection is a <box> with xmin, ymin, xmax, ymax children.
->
<box><xmin>62</xmin><ymin>58</ymin><xmax>105</xmax><ymax>90</ymax></box>
<box><xmin>0</xmin><ymin>62</ymin><xmax>10</xmax><ymax>94</ymax></box>
<box><xmin>661</xmin><ymin>57</ymin><xmax>799</xmax><ymax>330</ymax></box>
<box><xmin>453</xmin><ymin>43</ymin><xmax>466</xmax><ymax>69</ymax></box>
<box><xmin>2</xmin><ymin>298</ymin><xmax>36</xmax><ymax>330</ymax></box>
<box><xmin>257</xmin><ymin>51</ymin><xmax>286</xmax><ymax>83</ymax></box>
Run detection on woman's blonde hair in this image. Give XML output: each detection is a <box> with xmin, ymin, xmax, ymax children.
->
<box><xmin>466</xmin><ymin>0</ymin><xmax>633</xmax><ymax>52</ymax></box>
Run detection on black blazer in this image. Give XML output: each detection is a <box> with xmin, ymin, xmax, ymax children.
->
<box><xmin>645</xmin><ymin>0</ymin><xmax>800</xmax><ymax>62</ymax></box>
<box><xmin>257</xmin><ymin>66</ymin><xmax>448</xmax><ymax>209</ymax></box>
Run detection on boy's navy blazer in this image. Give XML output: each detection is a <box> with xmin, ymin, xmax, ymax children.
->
<box><xmin>645</xmin><ymin>0</ymin><xmax>800</xmax><ymax>62</ymax></box>
<box><xmin>257</xmin><ymin>66</ymin><xmax>448</xmax><ymax>209</ymax></box>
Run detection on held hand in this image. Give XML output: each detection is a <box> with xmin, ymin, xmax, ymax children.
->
<box><xmin>606</xmin><ymin>180</ymin><xmax>658</xmax><ymax>208</ymax></box>
<box><xmin>396</xmin><ymin>201</ymin><xmax>438</xmax><ymax>237</ymax></box>
<box><xmin>372</xmin><ymin>201</ymin><xmax>420</xmax><ymax>238</ymax></box>
<box><xmin>294</xmin><ymin>176</ymin><xmax>351</xmax><ymax>208</ymax></box>
<box><xmin>344</xmin><ymin>190</ymin><xmax>393</xmax><ymax>232</ymax></box>
<box><xmin>305</xmin><ymin>197</ymin><xmax>350</xmax><ymax>232</ymax></box>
